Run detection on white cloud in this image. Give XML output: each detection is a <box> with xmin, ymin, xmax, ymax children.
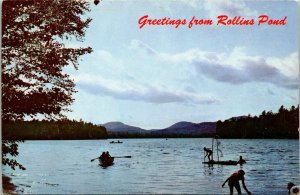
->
<box><xmin>95</xmin><ymin>50</ymin><xmax>114</xmax><ymax>62</ymax></box>
<box><xmin>92</xmin><ymin>49</ymin><xmax>124</xmax><ymax>67</ymax></box>
<box><xmin>129</xmin><ymin>40</ymin><xmax>157</xmax><ymax>55</ymax></box>
<box><xmin>173</xmin><ymin>0</ymin><xmax>258</xmax><ymax>18</ymax></box>
<box><xmin>130</xmin><ymin>40</ymin><xmax>299</xmax><ymax>89</ymax></box>
<box><xmin>267</xmin><ymin>52</ymin><xmax>299</xmax><ymax>78</ymax></box>
<box><xmin>203</xmin><ymin>0</ymin><xmax>258</xmax><ymax>18</ymax></box>
<box><xmin>74</xmin><ymin>74</ymin><xmax>219</xmax><ymax>105</ymax></box>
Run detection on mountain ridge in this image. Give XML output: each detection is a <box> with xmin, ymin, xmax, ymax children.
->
<box><xmin>102</xmin><ymin>121</ymin><xmax>216</xmax><ymax>137</ymax></box>
<box><xmin>103</xmin><ymin>121</ymin><xmax>147</xmax><ymax>133</ymax></box>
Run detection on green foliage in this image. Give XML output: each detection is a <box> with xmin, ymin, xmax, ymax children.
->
<box><xmin>2</xmin><ymin>0</ymin><xmax>93</xmax><ymax>170</ymax></box>
<box><xmin>3</xmin><ymin>120</ymin><xmax>108</xmax><ymax>140</ymax></box>
<box><xmin>2</xmin><ymin>140</ymin><xmax>26</xmax><ymax>170</ymax></box>
<box><xmin>2</xmin><ymin>0</ymin><xmax>92</xmax><ymax>121</ymax></box>
<box><xmin>216</xmin><ymin>105</ymin><xmax>299</xmax><ymax>139</ymax></box>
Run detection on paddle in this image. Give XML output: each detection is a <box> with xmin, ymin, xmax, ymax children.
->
<box><xmin>113</xmin><ymin>156</ymin><xmax>131</xmax><ymax>158</ymax></box>
<box><xmin>91</xmin><ymin>155</ymin><xmax>131</xmax><ymax>162</ymax></box>
<box><xmin>91</xmin><ymin>157</ymin><xmax>100</xmax><ymax>162</ymax></box>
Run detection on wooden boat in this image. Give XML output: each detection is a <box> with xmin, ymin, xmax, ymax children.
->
<box><xmin>110</xmin><ymin>141</ymin><xmax>123</xmax><ymax>144</ymax></box>
<box><xmin>99</xmin><ymin>157</ymin><xmax>114</xmax><ymax>167</ymax></box>
<box><xmin>203</xmin><ymin>160</ymin><xmax>239</xmax><ymax>165</ymax></box>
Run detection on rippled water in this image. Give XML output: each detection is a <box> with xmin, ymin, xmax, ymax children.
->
<box><xmin>3</xmin><ymin>138</ymin><xmax>299</xmax><ymax>194</ymax></box>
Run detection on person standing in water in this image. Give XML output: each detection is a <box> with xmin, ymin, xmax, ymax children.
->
<box><xmin>203</xmin><ymin>147</ymin><xmax>213</xmax><ymax>161</ymax></box>
<box><xmin>287</xmin><ymin>182</ymin><xmax>300</xmax><ymax>195</ymax></box>
<box><xmin>237</xmin><ymin>156</ymin><xmax>246</xmax><ymax>165</ymax></box>
<box><xmin>222</xmin><ymin>170</ymin><xmax>252</xmax><ymax>195</ymax></box>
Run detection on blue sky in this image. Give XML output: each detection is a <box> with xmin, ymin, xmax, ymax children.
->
<box><xmin>65</xmin><ymin>0</ymin><xmax>298</xmax><ymax>129</ymax></box>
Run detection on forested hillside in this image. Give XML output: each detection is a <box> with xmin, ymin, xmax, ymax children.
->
<box><xmin>216</xmin><ymin>105</ymin><xmax>299</xmax><ymax>139</ymax></box>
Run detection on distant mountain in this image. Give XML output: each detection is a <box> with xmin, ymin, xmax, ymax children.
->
<box><xmin>103</xmin><ymin>121</ymin><xmax>216</xmax><ymax>138</ymax></box>
<box><xmin>103</xmin><ymin>122</ymin><xmax>147</xmax><ymax>134</ymax></box>
<box><xmin>166</xmin><ymin>121</ymin><xmax>197</xmax><ymax>129</ymax></box>
<box><xmin>150</xmin><ymin>121</ymin><xmax>216</xmax><ymax>136</ymax></box>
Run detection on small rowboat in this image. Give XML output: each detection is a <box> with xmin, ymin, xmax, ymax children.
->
<box><xmin>110</xmin><ymin>141</ymin><xmax>123</xmax><ymax>144</ymax></box>
<box><xmin>100</xmin><ymin>157</ymin><xmax>114</xmax><ymax>167</ymax></box>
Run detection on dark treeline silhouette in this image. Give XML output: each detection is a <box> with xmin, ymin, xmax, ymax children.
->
<box><xmin>216</xmin><ymin>105</ymin><xmax>299</xmax><ymax>139</ymax></box>
<box><xmin>3</xmin><ymin>119</ymin><xmax>108</xmax><ymax>140</ymax></box>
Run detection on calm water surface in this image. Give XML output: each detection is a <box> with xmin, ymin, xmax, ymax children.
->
<box><xmin>3</xmin><ymin>138</ymin><xmax>299</xmax><ymax>194</ymax></box>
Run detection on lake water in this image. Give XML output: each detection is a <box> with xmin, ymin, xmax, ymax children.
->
<box><xmin>2</xmin><ymin>138</ymin><xmax>299</xmax><ymax>194</ymax></box>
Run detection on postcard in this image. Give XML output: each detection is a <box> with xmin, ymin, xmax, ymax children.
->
<box><xmin>2</xmin><ymin>0</ymin><xmax>299</xmax><ymax>194</ymax></box>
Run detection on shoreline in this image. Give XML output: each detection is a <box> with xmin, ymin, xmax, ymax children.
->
<box><xmin>2</xmin><ymin>175</ymin><xmax>16</xmax><ymax>195</ymax></box>
<box><xmin>3</xmin><ymin>136</ymin><xmax>300</xmax><ymax>141</ymax></box>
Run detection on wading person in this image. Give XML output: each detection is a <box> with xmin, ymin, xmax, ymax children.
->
<box><xmin>237</xmin><ymin>156</ymin><xmax>246</xmax><ymax>165</ymax></box>
<box><xmin>203</xmin><ymin>147</ymin><xmax>213</xmax><ymax>161</ymax></box>
<box><xmin>287</xmin><ymin>182</ymin><xmax>300</xmax><ymax>195</ymax></box>
<box><xmin>222</xmin><ymin>170</ymin><xmax>252</xmax><ymax>195</ymax></box>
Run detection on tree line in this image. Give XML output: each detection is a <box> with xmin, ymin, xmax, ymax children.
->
<box><xmin>216</xmin><ymin>105</ymin><xmax>299</xmax><ymax>139</ymax></box>
<box><xmin>3</xmin><ymin>119</ymin><xmax>108</xmax><ymax>140</ymax></box>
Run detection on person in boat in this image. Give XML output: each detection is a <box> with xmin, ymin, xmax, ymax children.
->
<box><xmin>203</xmin><ymin>147</ymin><xmax>213</xmax><ymax>161</ymax></box>
<box><xmin>287</xmin><ymin>182</ymin><xmax>300</xmax><ymax>195</ymax></box>
<box><xmin>105</xmin><ymin>151</ymin><xmax>111</xmax><ymax>158</ymax></box>
<box><xmin>99</xmin><ymin>152</ymin><xmax>106</xmax><ymax>161</ymax></box>
<box><xmin>237</xmin><ymin>156</ymin><xmax>246</xmax><ymax>165</ymax></box>
<box><xmin>222</xmin><ymin>170</ymin><xmax>252</xmax><ymax>195</ymax></box>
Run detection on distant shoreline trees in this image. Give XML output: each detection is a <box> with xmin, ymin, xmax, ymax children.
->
<box><xmin>3</xmin><ymin>119</ymin><xmax>108</xmax><ymax>140</ymax></box>
<box><xmin>3</xmin><ymin>105</ymin><xmax>298</xmax><ymax>141</ymax></box>
<box><xmin>216</xmin><ymin>105</ymin><xmax>299</xmax><ymax>139</ymax></box>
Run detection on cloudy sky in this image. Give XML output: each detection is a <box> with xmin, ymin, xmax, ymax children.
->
<box><xmin>65</xmin><ymin>0</ymin><xmax>298</xmax><ymax>129</ymax></box>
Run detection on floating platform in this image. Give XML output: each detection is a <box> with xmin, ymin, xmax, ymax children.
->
<box><xmin>203</xmin><ymin>160</ymin><xmax>240</xmax><ymax>165</ymax></box>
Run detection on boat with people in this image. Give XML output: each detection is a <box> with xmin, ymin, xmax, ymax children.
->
<box><xmin>90</xmin><ymin>151</ymin><xmax>131</xmax><ymax>168</ymax></box>
<box><xmin>110</xmin><ymin>140</ymin><xmax>123</xmax><ymax>144</ymax></box>
<box><xmin>99</xmin><ymin>157</ymin><xmax>114</xmax><ymax>167</ymax></box>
